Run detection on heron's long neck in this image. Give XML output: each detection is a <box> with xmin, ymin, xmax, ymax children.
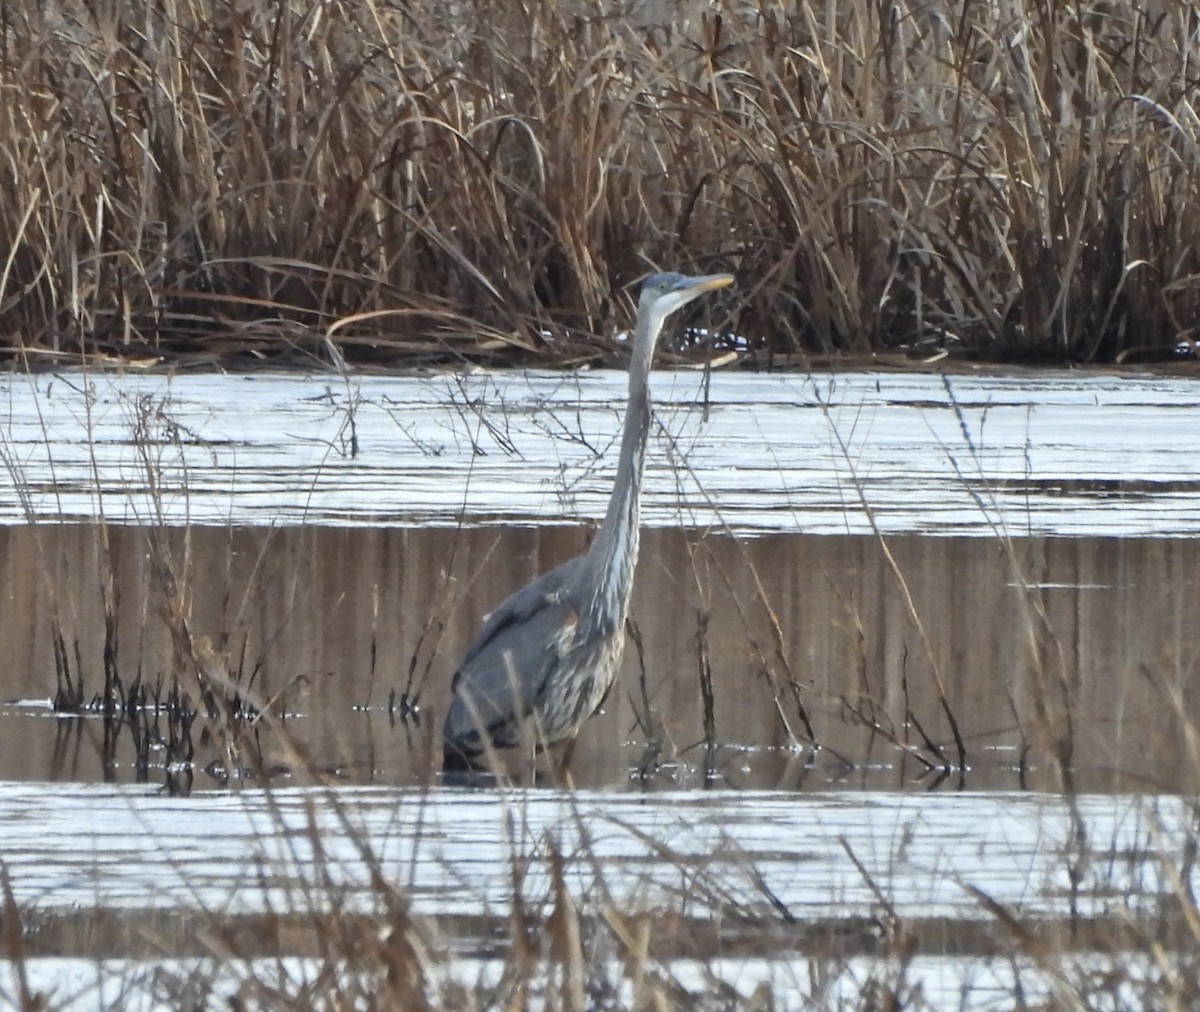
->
<box><xmin>582</xmin><ymin>311</ymin><xmax>657</xmax><ymax>630</ymax></box>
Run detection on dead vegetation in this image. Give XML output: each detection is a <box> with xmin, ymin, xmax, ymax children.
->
<box><xmin>1</xmin><ymin>0</ymin><xmax>1199</xmax><ymax>369</ymax></box>
<box><xmin>4</xmin><ymin>784</ymin><xmax>1200</xmax><ymax>1009</ymax></box>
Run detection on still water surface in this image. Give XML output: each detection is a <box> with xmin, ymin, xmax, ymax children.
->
<box><xmin>0</xmin><ymin>526</ymin><xmax>1196</xmax><ymax>793</ymax></box>
<box><xmin>0</xmin><ymin>369</ymin><xmax>1196</xmax><ymax>791</ymax></box>
<box><xmin>2</xmin><ymin>368</ymin><xmax>1199</xmax><ymax>534</ymax></box>
<box><xmin>1</xmin><ymin>368</ymin><xmax>1198</xmax><ymax>1005</ymax></box>
<box><xmin>0</xmin><ymin>782</ymin><xmax>1192</xmax><ymax>1007</ymax></box>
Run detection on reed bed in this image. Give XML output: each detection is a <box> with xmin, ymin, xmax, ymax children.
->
<box><xmin>1</xmin><ymin>0</ymin><xmax>1198</xmax><ymax>369</ymax></box>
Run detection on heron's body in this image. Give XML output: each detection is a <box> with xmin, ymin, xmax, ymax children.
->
<box><xmin>442</xmin><ymin>271</ymin><xmax>733</xmax><ymax>769</ymax></box>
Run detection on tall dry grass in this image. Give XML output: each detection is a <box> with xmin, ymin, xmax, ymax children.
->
<box><xmin>0</xmin><ymin>0</ymin><xmax>1197</xmax><ymax>368</ymax></box>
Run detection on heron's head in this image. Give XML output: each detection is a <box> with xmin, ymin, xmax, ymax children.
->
<box><xmin>638</xmin><ymin>272</ymin><xmax>735</xmax><ymax>322</ymax></box>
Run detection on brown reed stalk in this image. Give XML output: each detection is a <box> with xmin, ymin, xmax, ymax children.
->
<box><xmin>0</xmin><ymin>867</ymin><xmax>41</xmax><ymax>1012</ymax></box>
<box><xmin>0</xmin><ymin>1</ymin><xmax>1196</xmax><ymax>367</ymax></box>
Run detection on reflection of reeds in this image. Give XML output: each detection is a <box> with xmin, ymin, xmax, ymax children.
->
<box><xmin>0</xmin><ymin>381</ymin><xmax>203</xmax><ymax>788</ymax></box>
<box><xmin>2</xmin><ymin>2</ymin><xmax>1199</xmax><ymax>366</ymax></box>
<box><xmin>4</xmin><ymin>371</ymin><xmax>1199</xmax><ymax>795</ymax></box>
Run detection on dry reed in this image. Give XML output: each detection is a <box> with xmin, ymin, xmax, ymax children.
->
<box><xmin>1</xmin><ymin>0</ymin><xmax>1198</xmax><ymax>368</ymax></box>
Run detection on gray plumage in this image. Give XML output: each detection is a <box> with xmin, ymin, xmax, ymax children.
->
<box><xmin>442</xmin><ymin>271</ymin><xmax>734</xmax><ymax>768</ymax></box>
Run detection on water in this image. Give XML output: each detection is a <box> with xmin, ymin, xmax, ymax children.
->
<box><xmin>2</xmin><ymin>369</ymin><xmax>1199</xmax><ymax>535</ymax></box>
<box><xmin>1</xmin><ymin>782</ymin><xmax>1183</xmax><ymax>920</ymax></box>
<box><xmin>2</xmin><ymin>368</ymin><xmax>1199</xmax><ymax>1006</ymax></box>
<box><xmin>1</xmin><ymin>782</ymin><xmax>1193</xmax><ymax>1007</ymax></box>
<box><xmin>0</xmin><ymin>527</ymin><xmax>1196</xmax><ymax>794</ymax></box>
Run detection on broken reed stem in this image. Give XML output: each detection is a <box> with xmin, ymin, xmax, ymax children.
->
<box><xmin>696</xmin><ymin>608</ymin><xmax>717</xmax><ymax>749</ymax></box>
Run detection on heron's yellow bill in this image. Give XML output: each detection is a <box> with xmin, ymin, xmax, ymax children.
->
<box><xmin>687</xmin><ymin>273</ymin><xmax>735</xmax><ymax>292</ymax></box>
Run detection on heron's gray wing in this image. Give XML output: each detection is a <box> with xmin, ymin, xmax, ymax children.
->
<box><xmin>458</xmin><ymin>556</ymin><xmax>582</xmax><ymax>668</ymax></box>
<box><xmin>445</xmin><ymin>558</ymin><xmax>583</xmax><ymax>748</ymax></box>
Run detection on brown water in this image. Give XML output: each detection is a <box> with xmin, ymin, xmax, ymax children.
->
<box><xmin>2</xmin><ymin>523</ymin><xmax>1195</xmax><ymax>794</ymax></box>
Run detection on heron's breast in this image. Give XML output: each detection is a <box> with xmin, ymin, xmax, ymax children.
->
<box><xmin>535</xmin><ymin>624</ymin><xmax>626</xmax><ymax>738</ymax></box>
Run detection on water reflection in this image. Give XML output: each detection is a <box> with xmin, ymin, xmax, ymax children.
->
<box><xmin>4</xmin><ymin>370</ymin><xmax>1200</xmax><ymax>535</ymax></box>
<box><xmin>0</xmin><ymin>781</ymin><xmax>1190</xmax><ymax>921</ymax></box>
<box><xmin>0</xmin><ymin>525</ymin><xmax>1196</xmax><ymax>793</ymax></box>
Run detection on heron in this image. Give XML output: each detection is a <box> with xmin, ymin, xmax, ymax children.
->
<box><xmin>442</xmin><ymin>271</ymin><xmax>735</xmax><ymax>771</ymax></box>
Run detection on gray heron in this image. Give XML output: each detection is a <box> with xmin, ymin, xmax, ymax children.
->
<box><xmin>442</xmin><ymin>271</ymin><xmax>735</xmax><ymax>771</ymax></box>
